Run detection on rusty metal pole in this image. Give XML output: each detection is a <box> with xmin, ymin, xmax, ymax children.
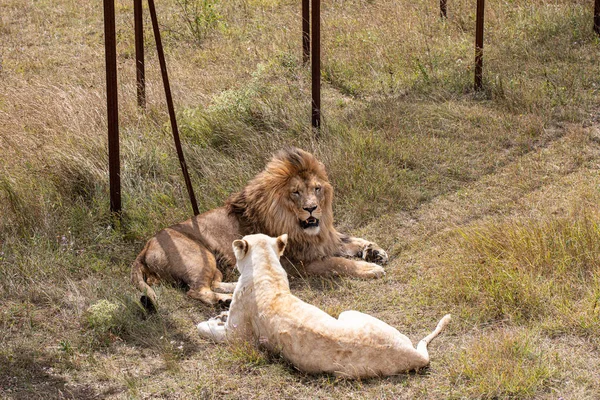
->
<box><xmin>311</xmin><ymin>0</ymin><xmax>321</xmax><ymax>130</ymax></box>
<box><xmin>302</xmin><ymin>0</ymin><xmax>310</xmax><ymax>64</ymax></box>
<box><xmin>474</xmin><ymin>0</ymin><xmax>485</xmax><ymax>91</ymax></box>
<box><xmin>103</xmin><ymin>0</ymin><xmax>121</xmax><ymax>216</ymax></box>
<box><xmin>134</xmin><ymin>0</ymin><xmax>146</xmax><ymax>109</ymax></box>
<box><xmin>595</xmin><ymin>0</ymin><xmax>600</xmax><ymax>36</ymax></box>
<box><xmin>440</xmin><ymin>0</ymin><xmax>447</xmax><ymax>18</ymax></box>
<box><xmin>148</xmin><ymin>0</ymin><xmax>200</xmax><ymax>216</ymax></box>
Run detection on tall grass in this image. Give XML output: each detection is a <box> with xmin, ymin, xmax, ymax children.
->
<box><xmin>443</xmin><ymin>329</ymin><xmax>558</xmax><ymax>399</ymax></box>
<box><xmin>424</xmin><ymin>207</ymin><xmax>600</xmax><ymax>335</ymax></box>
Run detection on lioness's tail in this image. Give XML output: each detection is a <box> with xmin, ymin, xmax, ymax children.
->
<box><xmin>415</xmin><ymin>314</ymin><xmax>451</xmax><ymax>364</ymax></box>
<box><xmin>131</xmin><ymin>242</ymin><xmax>157</xmax><ymax>313</ymax></box>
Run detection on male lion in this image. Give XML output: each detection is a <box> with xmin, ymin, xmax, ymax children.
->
<box><xmin>131</xmin><ymin>147</ymin><xmax>388</xmax><ymax>309</ymax></box>
<box><xmin>197</xmin><ymin>233</ymin><xmax>451</xmax><ymax>378</ymax></box>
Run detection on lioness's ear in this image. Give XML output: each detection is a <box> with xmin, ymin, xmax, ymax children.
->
<box><xmin>276</xmin><ymin>234</ymin><xmax>288</xmax><ymax>257</ymax></box>
<box><xmin>232</xmin><ymin>239</ymin><xmax>248</xmax><ymax>260</ymax></box>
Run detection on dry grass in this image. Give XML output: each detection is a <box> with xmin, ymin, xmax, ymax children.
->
<box><xmin>2</xmin><ymin>0</ymin><xmax>600</xmax><ymax>398</ymax></box>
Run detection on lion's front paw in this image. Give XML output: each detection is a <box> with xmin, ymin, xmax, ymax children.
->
<box><xmin>363</xmin><ymin>244</ymin><xmax>389</xmax><ymax>265</ymax></box>
<box><xmin>357</xmin><ymin>261</ymin><xmax>386</xmax><ymax>279</ymax></box>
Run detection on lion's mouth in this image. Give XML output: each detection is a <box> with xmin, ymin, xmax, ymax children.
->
<box><xmin>300</xmin><ymin>216</ymin><xmax>320</xmax><ymax>230</ymax></box>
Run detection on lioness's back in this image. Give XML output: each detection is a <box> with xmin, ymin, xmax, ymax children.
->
<box><xmin>259</xmin><ymin>295</ymin><xmax>418</xmax><ymax>376</ymax></box>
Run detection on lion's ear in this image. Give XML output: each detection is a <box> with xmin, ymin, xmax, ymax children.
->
<box><xmin>232</xmin><ymin>239</ymin><xmax>248</xmax><ymax>260</ymax></box>
<box><xmin>276</xmin><ymin>234</ymin><xmax>288</xmax><ymax>257</ymax></box>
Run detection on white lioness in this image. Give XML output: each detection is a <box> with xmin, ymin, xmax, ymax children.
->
<box><xmin>197</xmin><ymin>233</ymin><xmax>451</xmax><ymax>378</ymax></box>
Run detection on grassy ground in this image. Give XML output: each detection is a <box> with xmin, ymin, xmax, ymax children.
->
<box><xmin>1</xmin><ymin>0</ymin><xmax>600</xmax><ymax>398</ymax></box>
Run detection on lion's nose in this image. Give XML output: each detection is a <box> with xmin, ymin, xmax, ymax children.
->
<box><xmin>303</xmin><ymin>205</ymin><xmax>317</xmax><ymax>214</ymax></box>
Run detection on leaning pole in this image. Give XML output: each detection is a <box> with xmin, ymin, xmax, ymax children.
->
<box><xmin>147</xmin><ymin>0</ymin><xmax>200</xmax><ymax>216</ymax></box>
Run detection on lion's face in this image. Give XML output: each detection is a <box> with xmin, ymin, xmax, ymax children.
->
<box><xmin>226</xmin><ymin>147</ymin><xmax>336</xmax><ymax>248</ymax></box>
<box><xmin>286</xmin><ymin>175</ymin><xmax>327</xmax><ymax>236</ymax></box>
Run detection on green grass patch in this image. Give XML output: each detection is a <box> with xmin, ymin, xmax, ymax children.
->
<box><xmin>443</xmin><ymin>329</ymin><xmax>558</xmax><ymax>398</ymax></box>
<box><xmin>424</xmin><ymin>209</ymin><xmax>600</xmax><ymax>334</ymax></box>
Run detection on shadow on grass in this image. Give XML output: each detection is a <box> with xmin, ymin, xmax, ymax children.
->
<box><xmin>278</xmin><ymin>353</ymin><xmax>426</xmax><ymax>387</ymax></box>
<box><xmin>105</xmin><ymin>296</ymin><xmax>207</xmax><ymax>360</ymax></box>
<box><xmin>0</xmin><ymin>347</ymin><xmax>120</xmax><ymax>400</ymax></box>
<box><xmin>287</xmin><ymin>274</ymin><xmax>349</xmax><ymax>293</ymax></box>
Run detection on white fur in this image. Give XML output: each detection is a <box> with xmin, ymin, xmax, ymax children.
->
<box><xmin>303</xmin><ymin>226</ymin><xmax>321</xmax><ymax>235</ymax></box>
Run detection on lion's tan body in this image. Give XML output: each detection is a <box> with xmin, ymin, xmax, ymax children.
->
<box><xmin>131</xmin><ymin>207</ymin><xmax>240</xmax><ymax>305</ymax></box>
<box><xmin>132</xmin><ymin>148</ymin><xmax>388</xmax><ymax>307</ymax></box>
<box><xmin>197</xmin><ymin>234</ymin><xmax>451</xmax><ymax>378</ymax></box>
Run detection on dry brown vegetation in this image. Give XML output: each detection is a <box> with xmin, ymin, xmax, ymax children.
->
<box><xmin>1</xmin><ymin>0</ymin><xmax>600</xmax><ymax>398</ymax></box>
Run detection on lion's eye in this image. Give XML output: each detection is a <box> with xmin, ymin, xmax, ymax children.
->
<box><xmin>291</xmin><ymin>191</ymin><xmax>300</xmax><ymax>197</ymax></box>
<box><xmin>315</xmin><ymin>187</ymin><xmax>321</xmax><ymax>193</ymax></box>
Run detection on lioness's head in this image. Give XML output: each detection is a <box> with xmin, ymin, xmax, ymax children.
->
<box><xmin>232</xmin><ymin>234</ymin><xmax>288</xmax><ymax>274</ymax></box>
<box><xmin>232</xmin><ymin>233</ymin><xmax>288</xmax><ymax>262</ymax></box>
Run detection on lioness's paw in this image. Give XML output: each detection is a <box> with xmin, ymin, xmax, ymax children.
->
<box><xmin>357</xmin><ymin>261</ymin><xmax>385</xmax><ymax>279</ymax></box>
<box><xmin>197</xmin><ymin>315</ymin><xmax>228</xmax><ymax>342</ymax></box>
<box><xmin>363</xmin><ymin>244</ymin><xmax>389</xmax><ymax>265</ymax></box>
<box><xmin>197</xmin><ymin>319</ymin><xmax>221</xmax><ymax>337</ymax></box>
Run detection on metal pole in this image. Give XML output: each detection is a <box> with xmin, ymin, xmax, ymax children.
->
<box><xmin>474</xmin><ymin>0</ymin><xmax>485</xmax><ymax>91</ymax></box>
<box><xmin>311</xmin><ymin>0</ymin><xmax>321</xmax><ymax>130</ymax></box>
<box><xmin>103</xmin><ymin>0</ymin><xmax>121</xmax><ymax>216</ymax></box>
<box><xmin>440</xmin><ymin>0</ymin><xmax>447</xmax><ymax>18</ymax></box>
<box><xmin>302</xmin><ymin>0</ymin><xmax>310</xmax><ymax>64</ymax></box>
<box><xmin>594</xmin><ymin>0</ymin><xmax>600</xmax><ymax>36</ymax></box>
<box><xmin>134</xmin><ymin>0</ymin><xmax>146</xmax><ymax>109</ymax></box>
<box><xmin>148</xmin><ymin>0</ymin><xmax>200</xmax><ymax>216</ymax></box>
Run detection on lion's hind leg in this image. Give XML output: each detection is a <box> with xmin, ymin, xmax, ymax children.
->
<box><xmin>187</xmin><ymin>286</ymin><xmax>233</xmax><ymax>306</ymax></box>
<box><xmin>172</xmin><ymin>241</ymin><xmax>233</xmax><ymax>306</ymax></box>
<box><xmin>212</xmin><ymin>282</ymin><xmax>237</xmax><ymax>293</ymax></box>
<box><xmin>211</xmin><ymin>269</ymin><xmax>237</xmax><ymax>294</ymax></box>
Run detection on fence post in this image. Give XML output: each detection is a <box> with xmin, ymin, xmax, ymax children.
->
<box><xmin>148</xmin><ymin>0</ymin><xmax>200</xmax><ymax>216</ymax></box>
<box><xmin>474</xmin><ymin>0</ymin><xmax>485</xmax><ymax>91</ymax></box>
<box><xmin>311</xmin><ymin>0</ymin><xmax>321</xmax><ymax>130</ymax></box>
<box><xmin>103</xmin><ymin>0</ymin><xmax>121</xmax><ymax>216</ymax></box>
<box><xmin>134</xmin><ymin>0</ymin><xmax>146</xmax><ymax>109</ymax></box>
<box><xmin>302</xmin><ymin>0</ymin><xmax>310</xmax><ymax>64</ymax></box>
<box><xmin>595</xmin><ymin>0</ymin><xmax>600</xmax><ymax>35</ymax></box>
<box><xmin>440</xmin><ymin>0</ymin><xmax>447</xmax><ymax>18</ymax></box>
